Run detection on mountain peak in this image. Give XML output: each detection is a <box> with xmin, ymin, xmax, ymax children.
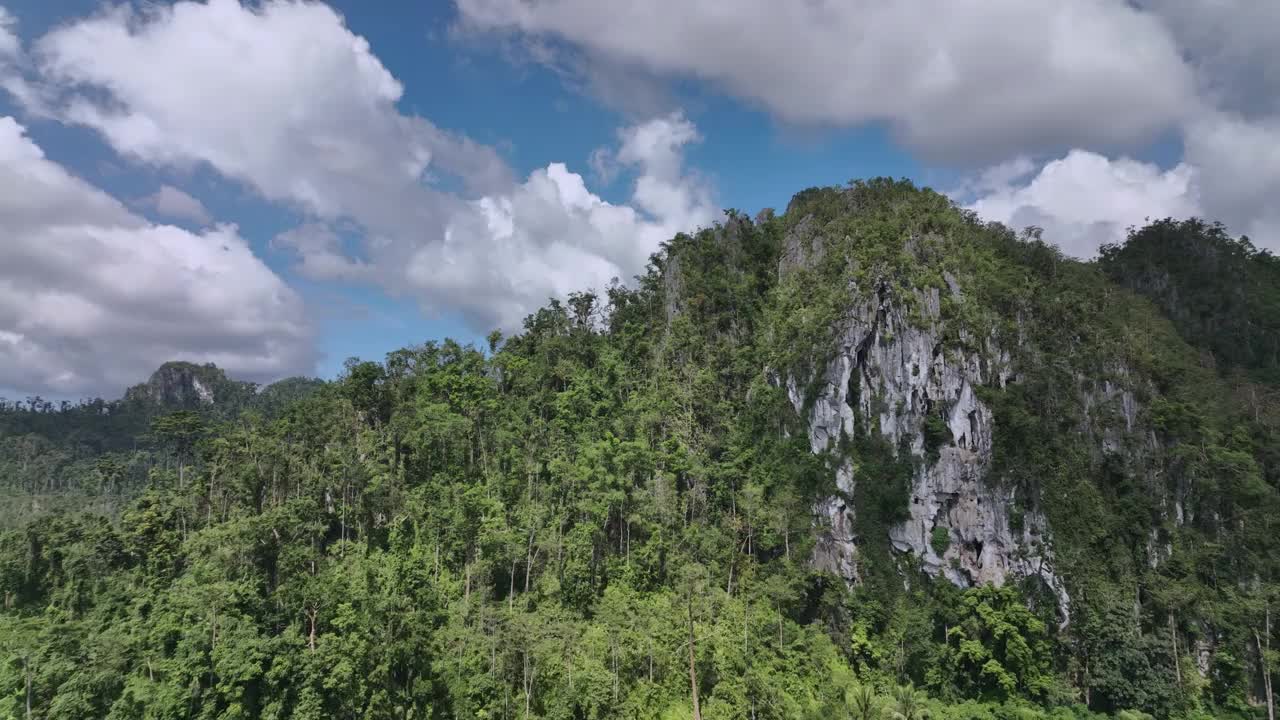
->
<box><xmin>124</xmin><ymin>361</ymin><xmax>235</xmax><ymax>408</ymax></box>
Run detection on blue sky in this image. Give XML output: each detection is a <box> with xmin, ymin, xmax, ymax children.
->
<box><xmin>0</xmin><ymin>0</ymin><xmax>1275</xmax><ymax>400</ymax></box>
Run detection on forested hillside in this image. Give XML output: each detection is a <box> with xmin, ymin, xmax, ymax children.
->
<box><xmin>2</xmin><ymin>179</ymin><xmax>1277</xmax><ymax>720</ymax></box>
<box><xmin>1100</xmin><ymin>219</ymin><xmax>1280</xmax><ymax>385</ymax></box>
<box><xmin>0</xmin><ymin>362</ymin><xmax>322</xmax><ymax>525</ymax></box>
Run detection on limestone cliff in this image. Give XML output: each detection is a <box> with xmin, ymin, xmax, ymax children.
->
<box><xmin>780</xmin><ymin>264</ymin><xmax>1070</xmax><ymax>617</ymax></box>
<box><xmin>770</xmin><ymin>193</ymin><xmax>1175</xmax><ymax>628</ymax></box>
<box><xmin>124</xmin><ymin>361</ymin><xmax>240</xmax><ymax>408</ymax></box>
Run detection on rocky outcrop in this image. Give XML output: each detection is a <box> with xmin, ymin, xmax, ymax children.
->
<box><xmin>789</xmin><ymin>283</ymin><xmax>1068</xmax><ymax>612</ymax></box>
<box><xmin>777</xmin><ymin>214</ymin><xmax>824</xmax><ymax>276</ymax></box>
<box><xmin>1077</xmin><ymin>364</ymin><xmax>1188</xmax><ymax>563</ymax></box>
<box><xmin>125</xmin><ymin>361</ymin><xmax>229</xmax><ymax>408</ymax></box>
<box><xmin>778</xmin><ymin>219</ymin><xmax>1071</xmax><ymax>623</ymax></box>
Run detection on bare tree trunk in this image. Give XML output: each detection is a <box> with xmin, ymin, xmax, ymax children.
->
<box><xmin>525</xmin><ymin>531</ymin><xmax>536</xmax><ymax>594</ymax></box>
<box><xmin>777</xmin><ymin>612</ymin><xmax>783</xmax><ymax>653</ymax></box>
<box><xmin>308</xmin><ymin>607</ymin><xmax>317</xmax><ymax>651</ymax></box>
<box><xmin>207</xmin><ymin>468</ymin><xmax>216</xmax><ymax>522</ymax></box>
<box><xmin>688</xmin><ymin>594</ymin><xmax>702</xmax><ymax>720</ymax></box>
<box><xmin>1084</xmin><ymin>655</ymin><xmax>1092</xmax><ymax>708</ymax></box>
<box><xmin>24</xmin><ymin>655</ymin><xmax>31</xmax><ymax>720</ymax></box>
<box><xmin>524</xmin><ymin>650</ymin><xmax>533</xmax><ymax>720</ymax></box>
<box><xmin>509</xmin><ymin>558</ymin><xmax>517</xmax><ymax>612</ymax></box>
<box><xmin>649</xmin><ymin>639</ymin><xmax>654</xmax><ymax>683</ymax></box>
<box><xmin>556</xmin><ymin>519</ymin><xmax>564</xmax><ymax>570</ymax></box>
<box><xmin>1171</xmin><ymin>614</ymin><xmax>1182</xmax><ymax>690</ymax></box>
<box><xmin>1258</xmin><ymin>607</ymin><xmax>1275</xmax><ymax>720</ymax></box>
<box><xmin>1270</xmin><ymin>607</ymin><xmax>1276</xmax><ymax>720</ymax></box>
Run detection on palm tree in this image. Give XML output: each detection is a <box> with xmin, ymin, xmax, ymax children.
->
<box><xmin>888</xmin><ymin>684</ymin><xmax>929</xmax><ymax>720</ymax></box>
<box><xmin>845</xmin><ymin>683</ymin><xmax>879</xmax><ymax>720</ymax></box>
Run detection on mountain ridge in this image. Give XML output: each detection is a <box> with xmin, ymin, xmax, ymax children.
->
<box><xmin>1</xmin><ymin>178</ymin><xmax>1276</xmax><ymax>719</ymax></box>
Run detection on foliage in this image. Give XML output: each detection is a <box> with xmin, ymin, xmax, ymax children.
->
<box><xmin>1</xmin><ymin>185</ymin><xmax>1277</xmax><ymax>719</ymax></box>
<box><xmin>931</xmin><ymin>526</ymin><xmax>951</xmax><ymax>557</ymax></box>
<box><xmin>0</xmin><ymin>367</ymin><xmax>321</xmax><ymax>526</ymax></box>
<box><xmin>1100</xmin><ymin>218</ymin><xmax>1280</xmax><ymax>385</ymax></box>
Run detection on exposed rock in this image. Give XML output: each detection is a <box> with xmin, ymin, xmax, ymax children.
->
<box><xmin>1195</xmin><ymin>637</ymin><xmax>1214</xmax><ymax>677</ymax></box>
<box><xmin>1078</xmin><ymin>364</ymin><xmax>1149</xmax><ymax>454</ymax></box>
<box><xmin>778</xmin><ymin>218</ymin><xmax>1070</xmax><ymax>624</ymax></box>
<box><xmin>778</xmin><ymin>214</ymin><xmax>825</xmax><ymax>277</ymax></box>
<box><xmin>125</xmin><ymin>361</ymin><xmax>231</xmax><ymax>408</ymax></box>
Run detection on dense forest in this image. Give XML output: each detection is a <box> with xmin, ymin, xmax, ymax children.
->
<box><xmin>2</xmin><ymin>179</ymin><xmax>1278</xmax><ymax>719</ymax></box>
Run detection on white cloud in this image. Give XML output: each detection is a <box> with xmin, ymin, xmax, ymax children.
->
<box><xmin>587</xmin><ymin>145</ymin><xmax>617</xmax><ymax>185</ymax></box>
<box><xmin>0</xmin><ymin>116</ymin><xmax>315</xmax><ymax>398</ymax></box>
<box><xmin>1141</xmin><ymin>0</ymin><xmax>1280</xmax><ymax>119</ymax></box>
<box><xmin>21</xmin><ymin>1</ymin><xmax>715</xmax><ymax>334</ymax></box>
<box><xmin>965</xmin><ymin>150</ymin><xmax>1200</xmax><ymax>258</ymax></box>
<box><xmin>0</xmin><ymin>5</ymin><xmax>41</xmax><ymax>112</ymax></box>
<box><xmin>32</xmin><ymin>0</ymin><xmax>510</xmax><ymax>238</ymax></box>
<box><xmin>283</xmin><ymin>112</ymin><xmax>716</xmax><ymax>330</ymax></box>
<box><xmin>271</xmin><ymin>223</ymin><xmax>371</xmax><ymax>281</ymax></box>
<box><xmin>0</xmin><ymin>6</ymin><xmax>17</xmax><ymax>58</ymax></box>
<box><xmin>16</xmin><ymin>0</ymin><xmax>1269</xmax><ymax>395</ymax></box>
<box><xmin>457</xmin><ymin>0</ymin><xmax>1195</xmax><ymax>162</ymax></box>
<box><xmin>952</xmin><ymin>156</ymin><xmax>1037</xmax><ymax>198</ymax></box>
<box><xmin>964</xmin><ymin>111</ymin><xmax>1280</xmax><ymax>257</ymax></box>
<box><xmin>458</xmin><ymin>0</ymin><xmax>1280</xmax><ymax>250</ymax></box>
<box><xmin>141</xmin><ymin>184</ymin><xmax>212</xmax><ymax>225</ymax></box>
<box><xmin>1182</xmin><ymin>112</ymin><xmax>1280</xmax><ymax>248</ymax></box>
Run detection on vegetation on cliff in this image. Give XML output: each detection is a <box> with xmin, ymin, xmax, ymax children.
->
<box><xmin>1</xmin><ymin>180</ymin><xmax>1276</xmax><ymax>719</ymax></box>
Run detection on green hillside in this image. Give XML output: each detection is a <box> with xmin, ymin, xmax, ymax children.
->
<box><xmin>1</xmin><ymin>179</ymin><xmax>1276</xmax><ymax>720</ymax></box>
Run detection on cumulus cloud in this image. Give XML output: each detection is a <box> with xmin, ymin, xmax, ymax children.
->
<box><xmin>457</xmin><ymin>0</ymin><xmax>1195</xmax><ymax>162</ymax></box>
<box><xmin>963</xmin><ymin>112</ymin><xmax>1280</xmax><ymax>257</ymax></box>
<box><xmin>0</xmin><ymin>116</ymin><xmax>315</xmax><ymax>398</ymax></box>
<box><xmin>140</xmin><ymin>184</ymin><xmax>212</xmax><ymax>225</ymax></box>
<box><xmin>1181</xmin><ymin>113</ymin><xmax>1280</xmax><ymax>247</ymax></box>
<box><xmin>31</xmin><ymin>0</ymin><xmax>510</xmax><ymax>238</ymax></box>
<box><xmin>1141</xmin><ymin>0</ymin><xmax>1280</xmax><ymax>119</ymax></box>
<box><xmin>13</xmin><ymin>0</ymin><xmax>1269</xmax><ymax>398</ymax></box>
<box><xmin>19</xmin><ymin>0</ymin><xmax>715</xmax><ymax>334</ymax></box>
<box><xmin>0</xmin><ymin>5</ymin><xmax>41</xmax><ymax>112</ymax></box>
<box><xmin>964</xmin><ymin>150</ymin><xmax>1200</xmax><ymax>258</ymax></box>
<box><xmin>460</xmin><ymin>0</ymin><xmax>1280</xmax><ymax>249</ymax></box>
<box><xmin>271</xmin><ymin>223</ymin><xmax>371</xmax><ymax>282</ymax></box>
<box><xmin>0</xmin><ymin>6</ymin><xmax>16</xmax><ymax>58</ymax></box>
<box><xmin>283</xmin><ymin>112</ymin><xmax>716</xmax><ymax>330</ymax></box>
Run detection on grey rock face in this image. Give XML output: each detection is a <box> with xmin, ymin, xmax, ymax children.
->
<box><xmin>783</xmin><ymin>268</ymin><xmax>1071</xmax><ymax>622</ymax></box>
<box><xmin>126</xmin><ymin>361</ymin><xmax>224</xmax><ymax>407</ymax></box>
<box><xmin>777</xmin><ymin>215</ymin><xmax>825</xmax><ymax>277</ymax></box>
<box><xmin>1078</xmin><ymin>366</ymin><xmax>1187</xmax><ymax>567</ymax></box>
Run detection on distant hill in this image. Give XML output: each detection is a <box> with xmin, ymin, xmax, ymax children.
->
<box><xmin>122</xmin><ymin>361</ymin><xmax>255</xmax><ymax>409</ymax></box>
<box><xmin>0</xmin><ymin>362</ymin><xmax>323</xmax><ymax>523</ymax></box>
<box><xmin>1100</xmin><ymin>218</ymin><xmax>1280</xmax><ymax>385</ymax></box>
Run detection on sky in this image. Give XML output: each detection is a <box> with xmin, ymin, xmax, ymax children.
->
<box><xmin>1</xmin><ymin>0</ymin><xmax>1278</xmax><ymax>401</ymax></box>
